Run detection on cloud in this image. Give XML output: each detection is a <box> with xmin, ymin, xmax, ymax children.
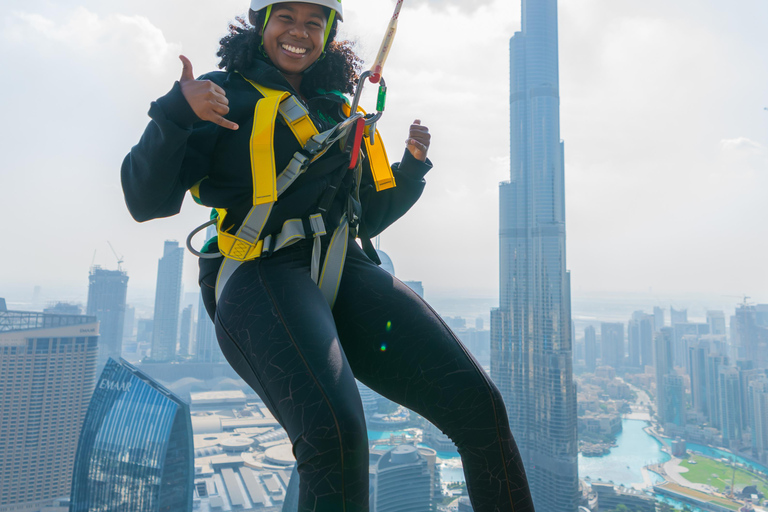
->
<box><xmin>4</xmin><ymin>8</ymin><xmax>180</xmax><ymax>72</ymax></box>
<box><xmin>720</xmin><ymin>137</ymin><xmax>767</xmax><ymax>155</ymax></box>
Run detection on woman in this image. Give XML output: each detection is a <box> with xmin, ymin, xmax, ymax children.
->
<box><xmin>122</xmin><ymin>1</ymin><xmax>535</xmax><ymax>510</ymax></box>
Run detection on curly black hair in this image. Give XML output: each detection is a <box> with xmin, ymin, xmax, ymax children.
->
<box><xmin>217</xmin><ymin>8</ymin><xmax>362</xmax><ymax>96</ymax></box>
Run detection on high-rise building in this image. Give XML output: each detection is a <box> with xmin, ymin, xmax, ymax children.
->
<box><xmin>749</xmin><ymin>377</ymin><xmax>768</xmax><ymax>464</ymax></box>
<box><xmin>87</xmin><ymin>266</ymin><xmax>129</xmax><ymax>367</ymax></box>
<box><xmin>584</xmin><ymin>326</ymin><xmax>597</xmax><ymax>373</ymax></box>
<box><xmin>403</xmin><ymin>280</ymin><xmax>424</xmax><ymax>299</ymax></box>
<box><xmin>70</xmin><ymin>358</ymin><xmax>193</xmax><ymax>511</ymax></box>
<box><xmin>490</xmin><ymin>0</ymin><xmax>578</xmax><ymax>508</ymax></box>
<box><xmin>719</xmin><ymin>366</ymin><xmax>743</xmax><ymax>448</ymax></box>
<box><xmin>124</xmin><ymin>305</ymin><xmax>136</xmax><ymax>339</ymax></box>
<box><xmin>634</xmin><ymin>312</ymin><xmax>655</xmax><ymax>368</ymax></box>
<box><xmin>44</xmin><ymin>302</ymin><xmax>82</xmax><ymax>315</ymax></box>
<box><xmin>672</xmin><ymin>323</ymin><xmax>709</xmax><ymax>369</ymax></box>
<box><xmin>653</xmin><ymin>307</ymin><xmax>665</xmax><ymax>332</ymax></box>
<box><xmin>151</xmin><ymin>241</ymin><xmax>184</xmax><ymax>362</ymax></box>
<box><xmin>179</xmin><ymin>304</ymin><xmax>194</xmax><ymax>357</ymax></box>
<box><xmin>707</xmin><ymin>310</ymin><xmax>727</xmax><ymax>336</ymax></box>
<box><xmin>195</xmin><ymin>292</ymin><xmax>223</xmax><ymax>363</ymax></box>
<box><xmin>0</xmin><ymin>307</ymin><xmax>99</xmax><ymax>512</ymax></box>
<box><xmin>195</xmin><ymin>225</ymin><xmax>224</xmax><ymax>364</ymax></box>
<box><xmin>663</xmin><ymin>374</ymin><xmax>686</xmax><ymax>427</ymax></box>
<box><xmin>372</xmin><ymin>445</ymin><xmax>434</xmax><ymax>512</ymax></box>
<box><xmin>733</xmin><ymin>304</ymin><xmax>768</xmax><ymax>369</ymax></box>
<box><xmin>706</xmin><ymin>353</ymin><xmax>728</xmax><ymax>428</ymax></box>
<box><xmin>654</xmin><ymin>328</ymin><xmax>674</xmax><ymax>425</ymax></box>
<box><xmin>670</xmin><ymin>307</ymin><xmax>688</xmax><ymax>326</ymax></box>
<box><xmin>601</xmin><ymin>322</ymin><xmax>625</xmax><ymax>369</ymax></box>
<box><xmin>688</xmin><ymin>340</ymin><xmax>710</xmax><ymax>415</ymax></box>
<box><xmin>737</xmin><ymin>363</ymin><xmax>764</xmax><ymax>432</ymax></box>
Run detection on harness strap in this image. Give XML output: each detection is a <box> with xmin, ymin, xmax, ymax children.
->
<box><xmin>318</xmin><ymin>214</ymin><xmax>350</xmax><ymax>308</ymax></box>
<box><xmin>342</xmin><ymin>104</ymin><xmax>396</xmax><ymax>192</ymax></box>
<box><xmin>213</xmin><ymin>213</ymin><xmax>330</xmax><ymax>303</ymax></box>
<box><xmin>196</xmin><ymin>76</ymin><xmax>400</xmax><ymax>307</ymax></box>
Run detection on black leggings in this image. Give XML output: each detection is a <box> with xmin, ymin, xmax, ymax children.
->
<box><xmin>200</xmin><ymin>240</ymin><xmax>534</xmax><ymax>512</ymax></box>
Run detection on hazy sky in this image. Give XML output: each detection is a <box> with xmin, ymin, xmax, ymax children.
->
<box><xmin>1</xmin><ymin>0</ymin><xmax>766</xmax><ymax>309</ymax></box>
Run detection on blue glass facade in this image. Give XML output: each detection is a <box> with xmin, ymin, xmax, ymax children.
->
<box><xmin>490</xmin><ymin>0</ymin><xmax>579</xmax><ymax>509</ymax></box>
<box><xmin>70</xmin><ymin>358</ymin><xmax>193</xmax><ymax>512</ymax></box>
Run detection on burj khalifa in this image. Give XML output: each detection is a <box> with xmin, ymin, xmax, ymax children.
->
<box><xmin>490</xmin><ymin>0</ymin><xmax>579</xmax><ymax>509</ymax></box>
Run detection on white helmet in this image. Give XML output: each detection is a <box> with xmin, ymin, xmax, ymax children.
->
<box><xmin>250</xmin><ymin>0</ymin><xmax>344</xmax><ymax>21</ymax></box>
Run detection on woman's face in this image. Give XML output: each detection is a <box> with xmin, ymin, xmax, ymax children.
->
<box><xmin>261</xmin><ymin>2</ymin><xmax>327</xmax><ymax>77</ymax></box>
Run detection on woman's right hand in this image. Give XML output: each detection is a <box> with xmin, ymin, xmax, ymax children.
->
<box><xmin>178</xmin><ymin>55</ymin><xmax>239</xmax><ymax>131</ymax></box>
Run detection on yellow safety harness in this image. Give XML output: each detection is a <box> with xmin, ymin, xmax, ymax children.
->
<box><xmin>187</xmin><ymin>76</ymin><xmax>396</xmax><ymax>308</ymax></box>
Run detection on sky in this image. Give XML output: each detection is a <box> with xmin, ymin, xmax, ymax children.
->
<box><xmin>1</xmin><ymin>0</ymin><xmax>767</xmax><ymax>312</ymax></box>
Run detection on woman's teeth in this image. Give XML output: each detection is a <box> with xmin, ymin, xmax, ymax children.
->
<box><xmin>282</xmin><ymin>44</ymin><xmax>307</xmax><ymax>55</ymax></box>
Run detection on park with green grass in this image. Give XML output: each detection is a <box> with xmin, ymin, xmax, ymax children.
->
<box><xmin>679</xmin><ymin>453</ymin><xmax>768</xmax><ymax>497</ymax></box>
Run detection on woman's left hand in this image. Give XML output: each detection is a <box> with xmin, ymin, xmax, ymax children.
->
<box><xmin>406</xmin><ymin>119</ymin><xmax>430</xmax><ymax>162</ymax></box>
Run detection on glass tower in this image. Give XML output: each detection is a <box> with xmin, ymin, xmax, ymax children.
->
<box><xmin>490</xmin><ymin>0</ymin><xmax>579</xmax><ymax>509</ymax></box>
<box><xmin>151</xmin><ymin>241</ymin><xmax>184</xmax><ymax>362</ymax></box>
<box><xmin>70</xmin><ymin>358</ymin><xmax>193</xmax><ymax>512</ymax></box>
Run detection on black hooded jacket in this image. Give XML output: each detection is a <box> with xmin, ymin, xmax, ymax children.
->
<box><xmin>121</xmin><ymin>60</ymin><xmax>432</xmax><ymax>245</ymax></box>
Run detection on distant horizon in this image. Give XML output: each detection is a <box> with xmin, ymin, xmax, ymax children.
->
<box><xmin>4</xmin><ymin>282</ymin><xmax>758</xmax><ymax>325</ymax></box>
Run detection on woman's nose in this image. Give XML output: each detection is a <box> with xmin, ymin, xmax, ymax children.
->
<box><xmin>289</xmin><ymin>26</ymin><xmax>309</xmax><ymax>38</ymax></box>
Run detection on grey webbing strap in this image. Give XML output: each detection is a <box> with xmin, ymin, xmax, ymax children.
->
<box><xmin>215</xmin><ymin>216</ymin><xmax>328</xmax><ymax>302</ymax></box>
<box><xmin>215</xmin><ymin>258</ymin><xmax>242</xmax><ymax>303</ymax></box>
<box><xmin>279</xmin><ymin>96</ymin><xmax>310</xmax><ymax>123</ymax></box>
<box><xmin>276</xmin><ymin>153</ymin><xmax>310</xmax><ymax>195</ymax></box>
<box><xmin>318</xmin><ymin>214</ymin><xmax>349</xmax><ymax>309</ymax></box>
<box><xmin>309</xmin><ymin>214</ymin><xmax>326</xmax><ymax>284</ymax></box>
<box><xmin>236</xmin><ymin>203</ymin><xmax>273</xmax><ymax>243</ymax></box>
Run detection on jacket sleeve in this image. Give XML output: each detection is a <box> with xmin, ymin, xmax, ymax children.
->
<box><xmin>121</xmin><ymin>81</ymin><xmax>218</xmax><ymax>222</ymax></box>
<box><xmin>360</xmin><ymin>149</ymin><xmax>433</xmax><ymax>238</ymax></box>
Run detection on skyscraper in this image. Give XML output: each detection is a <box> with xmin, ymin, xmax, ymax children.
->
<box><xmin>584</xmin><ymin>325</ymin><xmax>597</xmax><ymax>373</ymax></box>
<box><xmin>654</xmin><ymin>328</ymin><xmax>674</xmax><ymax>425</ymax></box>
<box><xmin>750</xmin><ymin>376</ymin><xmax>768</xmax><ymax>463</ymax></box>
<box><xmin>195</xmin><ymin>224</ymin><xmax>224</xmax><ymax>364</ymax></box>
<box><xmin>87</xmin><ymin>266</ymin><xmax>129</xmax><ymax>367</ymax></box>
<box><xmin>663</xmin><ymin>374</ymin><xmax>686</xmax><ymax>427</ymax></box>
<box><xmin>601</xmin><ymin>322</ymin><xmax>625</xmax><ymax>369</ymax></box>
<box><xmin>706</xmin><ymin>310</ymin><xmax>727</xmax><ymax>336</ymax></box>
<box><xmin>706</xmin><ymin>352</ymin><xmax>728</xmax><ymax>428</ymax></box>
<box><xmin>151</xmin><ymin>241</ymin><xmax>184</xmax><ymax>362</ymax></box>
<box><xmin>179</xmin><ymin>304</ymin><xmax>194</xmax><ymax>357</ymax></box>
<box><xmin>490</xmin><ymin>0</ymin><xmax>578</xmax><ymax>508</ymax></box>
<box><xmin>670</xmin><ymin>307</ymin><xmax>688</xmax><ymax>326</ymax></box>
<box><xmin>719</xmin><ymin>366</ymin><xmax>743</xmax><ymax>448</ymax></box>
<box><xmin>629</xmin><ymin>311</ymin><xmax>654</xmax><ymax>368</ymax></box>
<box><xmin>195</xmin><ymin>291</ymin><xmax>223</xmax><ymax>363</ymax></box>
<box><xmin>688</xmin><ymin>340</ymin><xmax>710</xmax><ymax>415</ymax></box>
<box><xmin>0</xmin><ymin>307</ymin><xmax>99</xmax><ymax>511</ymax></box>
<box><xmin>70</xmin><ymin>358</ymin><xmax>193</xmax><ymax>511</ymax></box>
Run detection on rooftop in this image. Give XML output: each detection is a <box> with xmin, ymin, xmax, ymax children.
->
<box><xmin>0</xmin><ymin>309</ymin><xmax>96</xmax><ymax>333</ymax></box>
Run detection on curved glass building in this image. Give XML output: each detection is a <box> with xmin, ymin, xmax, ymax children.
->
<box><xmin>70</xmin><ymin>358</ymin><xmax>193</xmax><ymax>512</ymax></box>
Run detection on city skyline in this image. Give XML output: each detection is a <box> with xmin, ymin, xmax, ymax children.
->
<box><xmin>2</xmin><ymin>0</ymin><xmax>767</xmax><ymax>302</ymax></box>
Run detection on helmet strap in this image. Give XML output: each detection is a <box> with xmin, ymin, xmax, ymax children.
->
<box><xmin>323</xmin><ymin>10</ymin><xmax>335</xmax><ymax>48</ymax></box>
<box><xmin>259</xmin><ymin>4</ymin><xmax>273</xmax><ymax>56</ymax></box>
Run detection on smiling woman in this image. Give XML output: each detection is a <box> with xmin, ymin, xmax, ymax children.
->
<box><xmin>120</xmin><ymin>0</ymin><xmax>534</xmax><ymax>511</ymax></box>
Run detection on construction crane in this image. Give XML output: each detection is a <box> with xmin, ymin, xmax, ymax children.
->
<box><xmin>107</xmin><ymin>241</ymin><xmax>124</xmax><ymax>272</ymax></box>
